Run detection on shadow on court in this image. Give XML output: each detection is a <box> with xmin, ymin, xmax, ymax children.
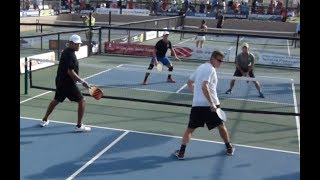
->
<box><xmin>21</xmin><ymin>118</ymin><xmax>299</xmax><ymax>180</ymax></box>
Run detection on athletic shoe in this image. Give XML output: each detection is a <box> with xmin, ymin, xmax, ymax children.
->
<box><xmin>227</xmin><ymin>146</ymin><xmax>235</xmax><ymax>156</ymax></box>
<box><xmin>259</xmin><ymin>92</ymin><xmax>265</xmax><ymax>98</ymax></box>
<box><xmin>167</xmin><ymin>78</ymin><xmax>176</xmax><ymax>83</ymax></box>
<box><xmin>225</xmin><ymin>89</ymin><xmax>232</xmax><ymax>94</ymax></box>
<box><xmin>40</xmin><ymin>120</ymin><xmax>49</xmax><ymax>127</ymax></box>
<box><xmin>174</xmin><ymin>150</ymin><xmax>185</xmax><ymax>160</ymax></box>
<box><xmin>75</xmin><ymin>124</ymin><xmax>91</xmax><ymax>132</ymax></box>
<box><xmin>143</xmin><ymin>80</ymin><xmax>147</xmax><ymax>85</ymax></box>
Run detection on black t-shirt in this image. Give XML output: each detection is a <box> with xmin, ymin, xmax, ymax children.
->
<box><xmin>56</xmin><ymin>47</ymin><xmax>79</xmax><ymax>85</ymax></box>
<box><xmin>155</xmin><ymin>39</ymin><xmax>172</xmax><ymax>58</ymax></box>
<box><xmin>216</xmin><ymin>14</ymin><xmax>224</xmax><ymax>28</ymax></box>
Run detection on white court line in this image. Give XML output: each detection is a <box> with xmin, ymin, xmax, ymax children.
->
<box><xmin>291</xmin><ymin>83</ymin><xmax>300</xmax><ymax>152</ymax></box>
<box><xmin>287</xmin><ymin>40</ymin><xmax>291</xmax><ymax>57</ymax></box>
<box><xmin>20</xmin><ymin>91</ymin><xmax>52</xmax><ymax>104</ymax></box>
<box><xmin>66</xmin><ymin>131</ymin><xmax>129</xmax><ymax>180</ymax></box>
<box><xmin>21</xmin><ymin>117</ymin><xmax>300</xmax><ymax>154</ymax></box>
<box><xmin>175</xmin><ymin>84</ymin><xmax>188</xmax><ymax>93</ymax></box>
<box><xmin>123</xmin><ymin>64</ymin><xmax>296</xmax><ymax>82</ymax></box>
<box><xmin>174</xmin><ymin>38</ymin><xmax>193</xmax><ymax>45</ymax></box>
<box><xmin>20</xmin><ymin>64</ymin><xmax>123</xmax><ymax>104</ymax></box>
<box><xmin>220</xmin><ymin>97</ymin><xmax>295</xmax><ymax>106</ymax></box>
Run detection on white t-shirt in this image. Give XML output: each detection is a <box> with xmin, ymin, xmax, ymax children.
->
<box><xmin>189</xmin><ymin>62</ymin><xmax>220</xmax><ymax>107</ymax></box>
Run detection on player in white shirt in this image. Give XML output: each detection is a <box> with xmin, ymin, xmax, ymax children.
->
<box><xmin>174</xmin><ymin>50</ymin><xmax>234</xmax><ymax>159</ymax></box>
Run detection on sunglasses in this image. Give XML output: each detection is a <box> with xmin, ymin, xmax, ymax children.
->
<box><xmin>216</xmin><ymin>58</ymin><xmax>224</xmax><ymax>63</ymax></box>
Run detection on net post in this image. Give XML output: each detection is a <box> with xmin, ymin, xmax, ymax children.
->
<box><xmin>36</xmin><ymin>19</ymin><xmax>39</xmax><ymax>32</ymax></box>
<box><xmin>24</xmin><ymin>57</ymin><xmax>28</xmax><ymax>95</ymax></box>
<box><xmin>41</xmin><ymin>36</ymin><xmax>43</xmax><ymax>50</ymax></box>
<box><xmin>98</xmin><ymin>28</ymin><xmax>102</xmax><ymax>54</ymax></box>
<box><xmin>235</xmin><ymin>36</ymin><xmax>240</xmax><ymax>62</ymax></box>
<box><xmin>108</xmin><ymin>11</ymin><xmax>111</xmax><ymax>43</ymax></box>
<box><xmin>57</xmin><ymin>33</ymin><xmax>60</xmax><ymax>60</ymax></box>
<box><xmin>88</xmin><ymin>12</ymin><xmax>92</xmax><ymax>56</ymax></box>
<box><xmin>29</xmin><ymin>59</ymin><xmax>33</xmax><ymax>88</ymax></box>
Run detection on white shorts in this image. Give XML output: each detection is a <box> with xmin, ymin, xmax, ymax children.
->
<box><xmin>196</xmin><ymin>36</ymin><xmax>205</xmax><ymax>41</ymax></box>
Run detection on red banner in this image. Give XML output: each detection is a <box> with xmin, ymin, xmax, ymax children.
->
<box><xmin>173</xmin><ymin>46</ymin><xmax>192</xmax><ymax>58</ymax></box>
<box><xmin>105</xmin><ymin>42</ymin><xmax>154</xmax><ymax>56</ymax></box>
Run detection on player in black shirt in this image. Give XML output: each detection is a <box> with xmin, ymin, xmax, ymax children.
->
<box><xmin>40</xmin><ymin>34</ymin><xmax>92</xmax><ymax>132</ymax></box>
<box><xmin>216</xmin><ymin>10</ymin><xmax>224</xmax><ymax>36</ymax></box>
<box><xmin>143</xmin><ymin>31</ymin><xmax>181</xmax><ymax>85</ymax></box>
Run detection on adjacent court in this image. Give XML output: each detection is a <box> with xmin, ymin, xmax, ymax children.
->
<box><xmin>21</xmin><ymin>117</ymin><xmax>299</xmax><ymax>180</ymax></box>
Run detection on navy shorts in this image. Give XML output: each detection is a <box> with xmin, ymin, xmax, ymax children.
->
<box><xmin>188</xmin><ymin>107</ymin><xmax>223</xmax><ymax>130</ymax></box>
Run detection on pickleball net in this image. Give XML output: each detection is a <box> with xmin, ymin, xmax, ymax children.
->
<box><xmin>27</xmin><ymin>58</ymin><xmax>300</xmax><ymax>116</ymax></box>
<box><xmin>181</xmin><ymin>26</ymin><xmax>297</xmax><ymax>46</ymax></box>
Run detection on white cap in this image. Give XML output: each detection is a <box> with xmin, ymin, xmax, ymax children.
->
<box><xmin>163</xmin><ymin>31</ymin><xmax>170</xmax><ymax>36</ymax></box>
<box><xmin>69</xmin><ymin>34</ymin><xmax>82</xmax><ymax>44</ymax></box>
<box><xmin>241</xmin><ymin>42</ymin><xmax>249</xmax><ymax>48</ymax></box>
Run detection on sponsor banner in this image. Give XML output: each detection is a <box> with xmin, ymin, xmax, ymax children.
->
<box><xmin>172</xmin><ymin>46</ymin><xmax>192</xmax><ymax>58</ymax></box>
<box><xmin>20</xmin><ymin>10</ymin><xmax>39</xmax><ymax>17</ymax></box>
<box><xmin>248</xmin><ymin>14</ymin><xmax>283</xmax><ymax>21</ymax></box>
<box><xmin>20</xmin><ymin>51</ymin><xmax>55</xmax><ymax>74</ymax></box>
<box><xmin>156</xmin><ymin>12</ymin><xmax>180</xmax><ymax>16</ymax></box>
<box><xmin>95</xmin><ymin>8</ymin><xmax>120</xmax><ymax>14</ymax></box>
<box><xmin>224</xmin><ymin>13</ymin><xmax>248</xmax><ymax>19</ymax></box>
<box><xmin>95</xmin><ymin>8</ymin><xmax>150</xmax><ymax>16</ymax></box>
<box><xmin>105</xmin><ymin>42</ymin><xmax>154</xmax><ymax>56</ymax></box>
<box><xmin>185</xmin><ymin>12</ymin><xmax>216</xmax><ymax>19</ymax></box>
<box><xmin>80</xmin><ymin>10</ymin><xmax>95</xmax><ymax>14</ymax></box>
<box><xmin>145</xmin><ymin>31</ymin><xmax>157</xmax><ymax>41</ymax></box>
<box><xmin>173</xmin><ymin>46</ymin><xmax>231</xmax><ymax>61</ymax></box>
<box><xmin>253</xmin><ymin>51</ymin><xmax>300</xmax><ymax>68</ymax></box>
<box><xmin>121</xmin><ymin>9</ymin><xmax>150</xmax><ymax>16</ymax></box>
<box><xmin>40</xmin><ymin>9</ymin><xmax>54</xmax><ymax>16</ymax></box>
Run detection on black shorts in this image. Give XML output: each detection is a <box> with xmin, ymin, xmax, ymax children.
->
<box><xmin>233</xmin><ymin>68</ymin><xmax>255</xmax><ymax>78</ymax></box>
<box><xmin>188</xmin><ymin>107</ymin><xmax>223</xmax><ymax>130</ymax></box>
<box><xmin>54</xmin><ymin>82</ymin><xmax>83</xmax><ymax>103</ymax></box>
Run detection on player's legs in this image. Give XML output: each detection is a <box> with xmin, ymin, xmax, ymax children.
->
<box><xmin>42</xmin><ymin>99</ymin><xmax>59</xmax><ymax>122</ymax></box>
<box><xmin>217</xmin><ymin>124</ymin><xmax>235</xmax><ymax>155</ymax></box>
<box><xmin>199</xmin><ymin>36</ymin><xmax>205</xmax><ymax>48</ymax></box>
<box><xmin>77</xmin><ymin>98</ymin><xmax>85</xmax><ymax>126</ymax></box>
<box><xmin>249</xmin><ymin>70</ymin><xmax>265</xmax><ymax>98</ymax></box>
<box><xmin>181</xmin><ymin>128</ymin><xmax>195</xmax><ymax>145</ymax></box>
<box><xmin>196</xmin><ymin>39</ymin><xmax>200</xmax><ymax>48</ymax></box>
<box><xmin>175</xmin><ymin>107</ymin><xmax>206</xmax><ymax>159</ymax></box>
<box><xmin>217</xmin><ymin>124</ymin><xmax>231</xmax><ymax>144</ymax></box>
<box><xmin>40</xmin><ymin>86</ymin><xmax>65</xmax><ymax>126</ymax></box>
<box><xmin>161</xmin><ymin>57</ymin><xmax>175</xmax><ymax>83</ymax></box>
<box><xmin>143</xmin><ymin>63</ymin><xmax>154</xmax><ymax>85</ymax></box>
<box><xmin>226</xmin><ymin>69</ymin><xmax>242</xmax><ymax>94</ymax></box>
<box><xmin>66</xmin><ymin>85</ymin><xmax>91</xmax><ymax>131</ymax></box>
<box><xmin>199</xmin><ymin>40</ymin><xmax>204</xmax><ymax>48</ymax></box>
<box><xmin>206</xmin><ymin>109</ymin><xmax>234</xmax><ymax>156</ymax></box>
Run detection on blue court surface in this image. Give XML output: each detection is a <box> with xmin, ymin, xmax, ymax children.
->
<box><xmin>21</xmin><ymin>117</ymin><xmax>299</xmax><ymax>180</ymax></box>
<box><xmin>84</xmin><ymin>64</ymin><xmax>296</xmax><ymax>106</ymax></box>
